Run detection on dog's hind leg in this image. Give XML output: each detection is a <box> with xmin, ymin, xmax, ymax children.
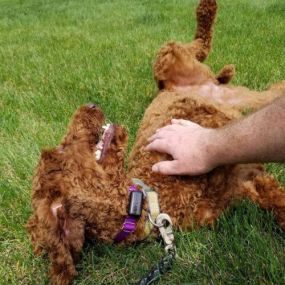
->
<box><xmin>233</xmin><ymin>164</ymin><xmax>285</xmax><ymax>230</ymax></box>
<box><xmin>245</xmin><ymin>175</ymin><xmax>285</xmax><ymax>229</ymax></box>
<box><xmin>268</xmin><ymin>80</ymin><xmax>285</xmax><ymax>91</ymax></box>
<box><xmin>193</xmin><ymin>164</ymin><xmax>285</xmax><ymax>230</ymax></box>
<box><xmin>231</xmin><ymin>89</ymin><xmax>284</xmax><ymax>112</ymax></box>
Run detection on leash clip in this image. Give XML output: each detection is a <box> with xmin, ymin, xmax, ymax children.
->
<box><xmin>155</xmin><ymin>213</ymin><xmax>175</xmax><ymax>253</ymax></box>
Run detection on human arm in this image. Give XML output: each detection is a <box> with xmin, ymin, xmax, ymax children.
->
<box><xmin>145</xmin><ymin>96</ymin><xmax>285</xmax><ymax>175</ymax></box>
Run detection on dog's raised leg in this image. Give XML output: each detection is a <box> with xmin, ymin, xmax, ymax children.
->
<box><xmin>188</xmin><ymin>0</ymin><xmax>217</xmax><ymax>62</ymax></box>
<box><xmin>269</xmin><ymin>80</ymin><xmax>285</xmax><ymax>91</ymax></box>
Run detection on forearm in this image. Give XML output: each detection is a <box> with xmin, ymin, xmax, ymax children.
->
<box><xmin>211</xmin><ymin>96</ymin><xmax>285</xmax><ymax>166</ymax></box>
<box><xmin>146</xmin><ymin>96</ymin><xmax>285</xmax><ymax>176</ymax></box>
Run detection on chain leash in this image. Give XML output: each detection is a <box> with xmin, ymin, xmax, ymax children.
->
<box><xmin>131</xmin><ymin>213</ymin><xmax>177</xmax><ymax>285</ymax></box>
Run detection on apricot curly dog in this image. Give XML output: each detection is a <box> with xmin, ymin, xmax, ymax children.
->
<box><xmin>27</xmin><ymin>0</ymin><xmax>285</xmax><ymax>284</ymax></box>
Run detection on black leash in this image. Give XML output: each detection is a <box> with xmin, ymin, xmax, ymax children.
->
<box><xmin>131</xmin><ymin>248</ymin><xmax>176</xmax><ymax>285</ymax></box>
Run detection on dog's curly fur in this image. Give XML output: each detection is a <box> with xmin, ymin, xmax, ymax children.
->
<box><xmin>27</xmin><ymin>1</ymin><xmax>285</xmax><ymax>284</ymax></box>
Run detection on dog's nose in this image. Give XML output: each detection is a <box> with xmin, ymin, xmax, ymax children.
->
<box><xmin>87</xmin><ymin>103</ymin><xmax>97</xmax><ymax>109</ymax></box>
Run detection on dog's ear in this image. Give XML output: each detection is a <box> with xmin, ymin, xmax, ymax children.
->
<box><xmin>26</xmin><ymin>213</ymin><xmax>44</xmax><ymax>256</ymax></box>
<box><xmin>28</xmin><ymin>148</ymin><xmax>86</xmax><ymax>285</ymax></box>
<box><xmin>27</xmin><ymin>148</ymin><xmax>63</xmax><ymax>256</ymax></box>
<box><xmin>49</xmin><ymin>201</ymin><xmax>86</xmax><ymax>285</ymax></box>
<box><xmin>27</xmin><ymin>199</ymin><xmax>85</xmax><ymax>285</ymax></box>
<box><xmin>216</xmin><ymin>64</ymin><xmax>235</xmax><ymax>84</ymax></box>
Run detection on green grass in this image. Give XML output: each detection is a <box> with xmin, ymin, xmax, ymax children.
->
<box><xmin>0</xmin><ymin>0</ymin><xmax>285</xmax><ymax>284</ymax></box>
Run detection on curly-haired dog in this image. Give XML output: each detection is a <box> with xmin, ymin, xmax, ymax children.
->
<box><xmin>27</xmin><ymin>0</ymin><xmax>285</xmax><ymax>284</ymax></box>
<box><xmin>153</xmin><ymin>0</ymin><xmax>285</xmax><ymax>109</ymax></box>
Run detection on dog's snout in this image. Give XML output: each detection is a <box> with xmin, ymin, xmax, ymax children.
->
<box><xmin>87</xmin><ymin>103</ymin><xmax>97</xmax><ymax>109</ymax></box>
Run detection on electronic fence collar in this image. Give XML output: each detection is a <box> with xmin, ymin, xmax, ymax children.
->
<box><xmin>114</xmin><ymin>178</ymin><xmax>177</xmax><ymax>285</ymax></box>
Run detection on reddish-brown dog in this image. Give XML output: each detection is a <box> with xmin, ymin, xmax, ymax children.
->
<box><xmin>27</xmin><ymin>1</ymin><xmax>285</xmax><ymax>284</ymax></box>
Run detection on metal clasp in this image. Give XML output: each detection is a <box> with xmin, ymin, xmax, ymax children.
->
<box><xmin>131</xmin><ymin>178</ymin><xmax>150</xmax><ymax>197</ymax></box>
<box><xmin>155</xmin><ymin>213</ymin><xmax>175</xmax><ymax>253</ymax></box>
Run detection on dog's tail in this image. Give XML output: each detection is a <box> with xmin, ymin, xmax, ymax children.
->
<box><xmin>188</xmin><ymin>0</ymin><xmax>218</xmax><ymax>62</ymax></box>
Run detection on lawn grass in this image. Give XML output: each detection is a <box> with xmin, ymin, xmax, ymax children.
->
<box><xmin>0</xmin><ymin>0</ymin><xmax>284</xmax><ymax>284</ymax></box>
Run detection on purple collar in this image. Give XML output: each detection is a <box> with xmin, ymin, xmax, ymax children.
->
<box><xmin>114</xmin><ymin>184</ymin><xmax>142</xmax><ymax>243</ymax></box>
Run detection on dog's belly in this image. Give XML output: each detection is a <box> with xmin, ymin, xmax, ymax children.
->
<box><xmin>173</xmin><ymin>83</ymin><xmax>246</xmax><ymax>106</ymax></box>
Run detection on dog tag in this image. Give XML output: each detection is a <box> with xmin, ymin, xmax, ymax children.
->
<box><xmin>128</xmin><ymin>191</ymin><xmax>144</xmax><ymax>217</ymax></box>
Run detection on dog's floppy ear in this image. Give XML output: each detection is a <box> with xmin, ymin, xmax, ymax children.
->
<box><xmin>27</xmin><ymin>148</ymin><xmax>64</xmax><ymax>256</ymax></box>
<box><xmin>216</xmin><ymin>64</ymin><xmax>235</xmax><ymax>84</ymax></box>
<box><xmin>27</xmin><ymin>148</ymin><xmax>86</xmax><ymax>285</ymax></box>
<box><xmin>26</xmin><ymin>213</ymin><xmax>44</xmax><ymax>255</ymax></box>
<box><xmin>27</xmin><ymin>199</ymin><xmax>86</xmax><ymax>285</ymax></box>
<box><xmin>49</xmin><ymin>200</ymin><xmax>86</xmax><ymax>285</ymax></box>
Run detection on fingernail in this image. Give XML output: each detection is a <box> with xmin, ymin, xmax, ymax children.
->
<box><xmin>152</xmin><ymin>165</ymin><xmax>158</xmax><ymax>172</ymax></box>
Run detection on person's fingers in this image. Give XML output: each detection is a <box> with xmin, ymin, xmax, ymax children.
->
<box><xmin>147</xmin><ymin>131</ymin><xmax>168</xmax><ymax>142</ymax></box>
<box><xmin>147</xmin><ymin>133</ymin><xmax>161</xmax><ymax>142</ymax></box>
<box><xmin>148</xmin><ymin>125</ymin><xmax>180</xmax><ymax>142</ymax></box>
<box><xmin>145</xmin><ymin>139</ymin><xmax>170</xmax><ymax>153</ymax></box>
<box><xmin>152</xmin><ymin>160</ymin><xmax>182</xmax><ymax>175</ymax></box>
<box><xmin>158</xmin><ymin>124</ymin><xmax>182</xmax><ymax>132</ymax></box>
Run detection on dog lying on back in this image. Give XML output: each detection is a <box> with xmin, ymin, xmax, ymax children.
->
<box><xmin>27</xmin><ymin>0</ymin><xmax>285</xmax><ymax>284</ymax></box>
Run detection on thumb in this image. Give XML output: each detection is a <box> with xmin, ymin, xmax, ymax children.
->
<box><xmin>152</xmin><ymin>160</ymin><xmax>181</xmax><ymax>175</ymax></box>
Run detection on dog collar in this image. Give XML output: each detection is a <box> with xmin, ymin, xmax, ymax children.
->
<box><xmin>114</xmin><ymin>179</ymin><xmax>160</xmax><ymax>243</ymax></box>
<box><xmin>114</xmin><ymin>184</ymin><xmax>143</xmax><ymax>243</ymax></box>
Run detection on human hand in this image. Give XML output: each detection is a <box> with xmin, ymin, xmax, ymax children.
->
<box><xmin>146</xmin><ymin>119</ymin><xmax>217</xmax><ymax>175</ymax></box>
